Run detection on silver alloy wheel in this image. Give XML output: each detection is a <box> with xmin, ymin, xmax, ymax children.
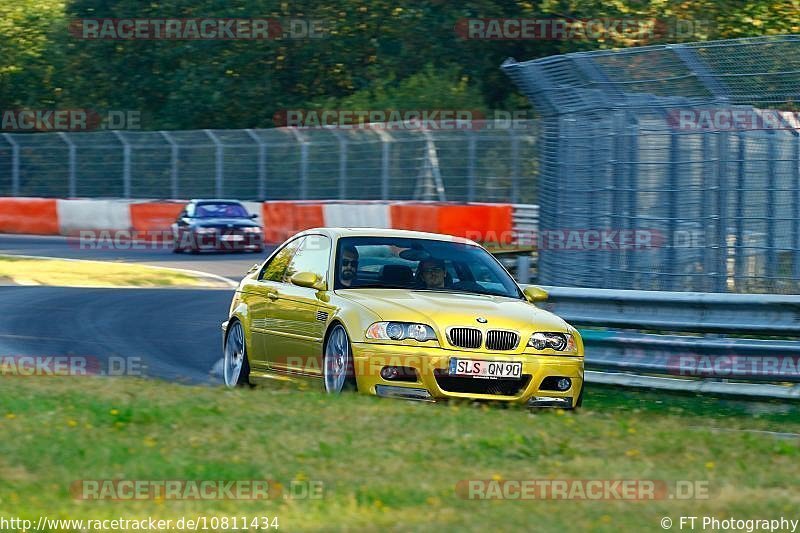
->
<box><xmin>223</xmin><ymin>321</ymin><xmax>245</xmax><ymax>387</ymax></box>
<box><xmin>324</xmin><ymin>325</ymin><xmax>350</xmax><ymax>393</ymax></box>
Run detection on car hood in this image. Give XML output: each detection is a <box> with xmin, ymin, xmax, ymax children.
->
<box><xmin>336</xmin><ymin>288</ymin><xmax>570</xmax><ymax>333</ymax></box>
<box><xmin>193</xmin><ymin>217</ymin><xmax>259</xmax><ymax>228</ymax></box>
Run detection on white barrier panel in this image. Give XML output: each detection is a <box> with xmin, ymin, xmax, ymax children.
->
<box><xmin>56</xmin><ymin>199</ymin><xmax>132</xmax><ymax>233</ymax></box>
<box><xmin>241</xmin><ymin>201</ymin><xmax>263</xmax><ymax>225</ymax></box>
<box><xmin>323</xmin><ymin>203</ymin><xmax>390</xmax><ymax>229</ymax></box>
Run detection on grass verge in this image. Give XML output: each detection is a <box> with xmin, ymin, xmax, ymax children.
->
<box><xmin>2</xmin><ymin>378</ymin><xmax>799</xmax><ymax>532</ymax></box>
<box><xmin>0</xmin><ymin>255</ymin><xmax>229</xmax><ymax>288</ymax></box>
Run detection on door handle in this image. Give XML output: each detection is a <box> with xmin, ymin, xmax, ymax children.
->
<box><xmin>267</xmin><ymin>292</ymin><xmax>279</xmax><ymax>301</ymax></box>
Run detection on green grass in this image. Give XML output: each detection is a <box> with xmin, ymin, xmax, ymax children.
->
<box><xmin>0</xmin><ymin>255</ymin><xmax>228</xmax><ymax>288</ymax></box>
<box><xmin>2</xmin><ymin>378</ymin><xmax>799</xmax><ymax>532</ymax></box>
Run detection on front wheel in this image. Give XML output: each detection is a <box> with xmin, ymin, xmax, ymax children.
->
<box><xmin>573</xmin><ymin>386</ymin><xmax>584</xmax><ymax>409</ymax></box>
<box><xmin>323</xmin><ymin>324</ymin><xmax>356</xmax><ymax>393</ymax></box>
<box><xmin>223</xmin><ymin>321</ymin><xmax>250</xmax><ymax>387</ymax></box>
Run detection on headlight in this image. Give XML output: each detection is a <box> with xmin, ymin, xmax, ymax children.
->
<box><xmin>366</xmin><ymin>322</ymin><xmax>437</xmax><ymax>342</ymax></box>
<box><xmin>194</xmin><ymin>227</ymin><xmax>216</xmax><ymax>234</ymax></box>
<box><xmin>527</xmin><ymin>332</ymin><xmax>576</xmax><ymax>353</ymax></box>
<box><xmin>243</xmin><ymin>227</ymin><xmax>262</xmax><ymax>233</ymax></box>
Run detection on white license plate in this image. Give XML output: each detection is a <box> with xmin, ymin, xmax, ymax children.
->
<box><xmin>220</xmin><ymin>234</ymin><xmax>244</xmax><ymax>241</ymax></box>
<box><xmin>448</xmin><ymin>358</ymin><xmax>522</xmax><ymax>379</ymax></box>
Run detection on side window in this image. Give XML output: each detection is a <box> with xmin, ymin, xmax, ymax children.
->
<box><xmin>260</xmin><ymin>237</ymin><xmax>304</xmax><ymax>282</ymax></box>
<box><xmin>283</xmin><ymin>234</ymin><xmax>331</xmax><ymax>283</ymax></box>
<box><xmin>185</xmin><ymin>204</ymin><xmax>195</xmax><ymax>217</ymax></box>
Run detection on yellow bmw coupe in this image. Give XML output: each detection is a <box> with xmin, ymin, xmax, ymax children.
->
<box><xmin>222</xmin><ymin>228</ymin><xmax>584</xmax><ymax>408</ymax></box>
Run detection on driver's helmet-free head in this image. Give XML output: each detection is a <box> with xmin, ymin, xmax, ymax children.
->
<box><xmin>417</xmin><ymin>258</ymin><xmax>447</xmax><ymax>287</ymax></box>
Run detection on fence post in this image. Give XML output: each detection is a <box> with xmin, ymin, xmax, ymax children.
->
<box><xmin>509</xmin><ymin>129</ymin><xmax>520</xmax><ymax>204</ymax></box>
<box><xmin>113</xmin><ymin>131</ymin><xmax>132</xmax><ymax>198</ymax></box>
<box><xmin>467</xmin><ymin>132</ymin><xmax>476</xmax><ymax>202</ymax></box>
<box><xmin>245</xmin><ymin>129</ymin><xmax>266</xmax><ymax>200</ymax></box>
<box><xmin>766</xmin><ymin>131</ymin><xmax>777</xmax><ymax>281</ymax></box>
<box><xmin>204</xmin><ymin>129</ymin><xmax>224</xmax><ymax>197</ymax></box>
<box><xmin>374</xmin><ymin>129</ymin><xmax>393</xmax><ymax>200</ymax></box>
<box><xmin>701</xmin><ymin>132</ymin><xmax>713</xmax><ymax>292</ymax></box>
<box><xmin>795</xmin><ymin>133</ymin><xmax>800</xmax><ymax>282</ymax></box>
<box><xmin>3</xmin><ymin>134</ymin><xmax>20</xmax><ymax>196</ymax></box>
<box><xmin>716</xmin><ymin>131</ymin><xmax>730</xmax><ymax>293</ymax></box>
<box><xmin>58</xmin><ymin>132</ymin><xmax>77</xmax><ymax>198</ymax></box>
<box><xmin>667</xmin><ymin>128</ymin><xmax>679</xmax><ymax>291</ymax></box>
<box><xmin>330</xmin><ymin>129</ymin><xmax>348</xmax><ymax>200</ymax></box>
<box><xmin>734</xmin><ymin>131</ymin><xmax>745</xmax><ymax>291</ymax></box>
<box><xmin>626</xmin><ymin>114</ymin><xmax>639</xmax><ymax>288</ymax></box>
<box><xmin>288</xmin><ymin>128</ymin><xmax>308</xmax><ymax>200</ymax></box>
<box><xmin>160</xmin><ymin>131</ymin><xmax>179</xmax><ymax>199</ymax></box>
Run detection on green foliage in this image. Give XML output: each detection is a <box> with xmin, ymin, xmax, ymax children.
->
<box><xmin>1</xmin><ymin>0</ymin><xmax>798</xmax><ymax>130</ymax></box>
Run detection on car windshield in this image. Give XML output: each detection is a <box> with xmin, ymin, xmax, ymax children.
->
<box><xmin>194</xmin><ymin>203</ymin><xmax>249</xmax><ymax>218</ymax></box>
<box><xmin>334</xmin><ymin>236</ymin><xmax>523</xmax><ymax>299</ymax></box>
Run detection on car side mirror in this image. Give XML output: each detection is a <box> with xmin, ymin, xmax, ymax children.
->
<box><xmin>523</xmin><ymin>285</ymin><xmax>548</xmax><ymax>303</ymax></box>
<box><xmin>250</xmin><ymin>213</ymin><xmax>258</xmax><ymax>219</ymax></box>
<box><xmin>290</xmin><ymin>271</ymin><xmax>327</xmax><ymax>291</ymax></box>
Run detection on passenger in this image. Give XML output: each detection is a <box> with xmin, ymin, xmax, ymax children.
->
<box><xmin>417</xmin><ymin>258</ymin><xmax>446</xmax><ymax>289</ymax></box>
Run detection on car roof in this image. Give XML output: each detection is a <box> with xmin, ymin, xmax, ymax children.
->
<box><xmin>189</xmin><ymin>199</ymin><xmax>245</xmax><ymax>204</ymax></box>
<box><xmin>298</xmin><ymin>227</ymin><xmax>480</xmax><ymax>246</ymax></box>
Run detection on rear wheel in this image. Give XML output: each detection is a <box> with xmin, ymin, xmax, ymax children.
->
<box><xmin>323</xmin><ymin>324</ymin><xmax>356</xmax><ymax>393</ymax></box>
<box><xmin>223</xmin><ymin>321</ymin><xmax>250</xmax><ymax>387</ymax></box>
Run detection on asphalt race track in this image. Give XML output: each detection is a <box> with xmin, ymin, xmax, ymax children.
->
<box><xmin>0</xmin><ymin>234</ymin><xmax>276</xmax><ymax>282</ymax></box>
<box><xmin>0</xmin><ymin>234</ymin><xmax>280</xmax><ymax>383</ymax></box>
<box><xmin>0</xmin><ymin>286</ymin><xmax>232</xmax><ymax>383</ymax></box>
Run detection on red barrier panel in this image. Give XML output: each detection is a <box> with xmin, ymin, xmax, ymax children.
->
<box><xmin>129</xmin><ymin>202</ymin><xmax>186</xmax><ymax>241</ymax></box>
<box><xmin>262</xmin><ymin>201</ymin><xmax>325</xmax><ymax>244</ymax></box>
<box><xmin>439</xmin><ymin>204</ymin><xmax>514</xmax><ymax>244</ymax></box>
<box><xmin>389</xmin><ymin>203</ymin><xmax>513</xmax><ymax>243</ymax></box>
<box><xmin>0</xmin><ymin>198</ymin><xmax>59</xmax><ymax>234</ymax></box>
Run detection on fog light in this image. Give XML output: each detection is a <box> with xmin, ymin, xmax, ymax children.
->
<box><xmin>556</xmin><ymin>378</ymin><xmax>572</xmax><ymax>391</ymax></box>
<box><xmin>380</xmin><ymin>366</ymin><xmax>399</xmax><ymax>380</ymax></box>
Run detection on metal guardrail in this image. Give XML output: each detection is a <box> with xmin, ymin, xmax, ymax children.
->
<box><xmin>537</xmin><ymin>285</ymin><xmax>800</xmax><ymax>399</ymax></box>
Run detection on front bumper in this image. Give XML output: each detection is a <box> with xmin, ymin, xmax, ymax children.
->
<box><xmin>192</xmin><ymin>232</ymin><xmax>263</xmax><ymax>252</ymax></box>
<box><xmin>351</xmin><ymin>342</ymin><xmax>583</xmax><ymax>407</ymax></box>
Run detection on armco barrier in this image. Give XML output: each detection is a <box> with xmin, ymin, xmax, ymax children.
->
<box><xmin>538</xmin><ymin>285</ymin><xmax>800</xmax><ymax>399</ymax></box>
<box><xmin>0</xmin><ymin>198</ymin><xmax>515</xmax><ymax>245</ymax></box>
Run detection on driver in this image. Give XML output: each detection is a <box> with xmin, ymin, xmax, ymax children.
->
<box><xmin>417</xmin><ymin>258</ymin><xmax>446</xmax><ymax>289</ymax></box>
<box><xmin>339</xmin><ymin>246</ymin><xmax>359</xmax><ymax>288</ymax></box>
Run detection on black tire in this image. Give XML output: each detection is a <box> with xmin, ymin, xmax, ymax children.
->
<box><xmin>573</xmin><ymin>386</ymin><xmax>584</xmax><ymax>409</ymax></box>
<box><xmin>223</xmin><ymin>320</ymin><xmax>251</xmax><ymax>387</ymax></box>
<box><xmin>323</xmin><ymin>324</ymin><xmax>357</xmax><ymax>393</ymax></box>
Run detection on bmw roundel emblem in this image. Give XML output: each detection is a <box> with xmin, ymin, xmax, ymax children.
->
<box><xmin>476</xmin><ymin>317</ymin><xmax>488</xmax><ymax>324</ymax></box>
